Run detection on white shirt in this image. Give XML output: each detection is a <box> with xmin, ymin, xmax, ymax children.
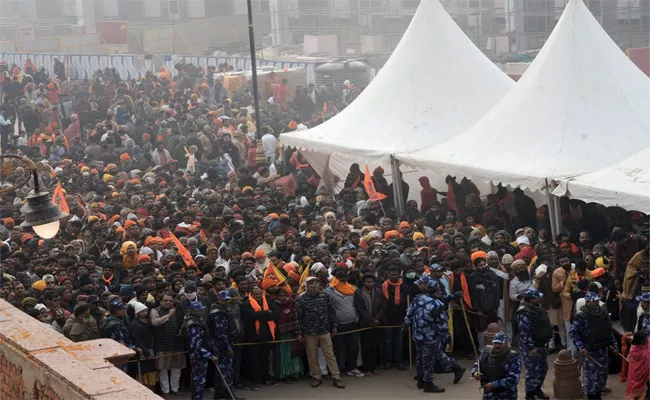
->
<box><xmin>261</xmin><ymin>133</ymin><xmax>277</xmax><ymax>162</ymax></box>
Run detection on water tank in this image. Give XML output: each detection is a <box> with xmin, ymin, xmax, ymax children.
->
<box><xmin>314</xmin><ymin>59</ymin><xmax>369</xmax><ymax>88</ymax></box>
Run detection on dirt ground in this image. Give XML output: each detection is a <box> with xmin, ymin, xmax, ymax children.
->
<box><xmin>215</xmin><ymin>353</ymin><xmax>627</xmax><ymax>400</ymax></box>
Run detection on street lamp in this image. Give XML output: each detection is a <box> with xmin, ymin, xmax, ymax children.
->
<box><xmin>246</xmin><ymin>0</ymin><xmax>268</xmax><ymax>167</ymax></box>
<box><xmin>1</xmin><ymin>154</ymin><xmax>67</xmax><ymax>239</ymax></box>
<box><xmin>246</xmin><ymin>0</ymin><xmax>262</xmax><ymax>139</ymax></box>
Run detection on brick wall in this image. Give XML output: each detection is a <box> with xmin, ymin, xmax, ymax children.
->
<box><xmin>0</xmin><ymin>299</ymin><xmax>162</xmax><ymax>400</ymax></box>
<box><xmin>0</xmin><ymin>353</ymin><xmax>25</xmax><ymax>399</ymax></box>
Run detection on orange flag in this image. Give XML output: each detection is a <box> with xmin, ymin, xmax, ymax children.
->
<box><xmin>52</xmin><ymin>182</ymin><xmax>69</xmax><ymax>214</ymax></box>
<box><xmin>260</xmin><ymin>262</ymin><xmax>287</xmax><ymax>290</ymax></box>
<box><xmin>169</xmin><ymin>233</ymin><xmax>197</xmax><ymax>268</ymax></box>
<box><xmin>363</xmin><ymin>165</ymin><xmax>387</xmax><ymax>201</ymax></box>
<box><xmin>298</xmin><ymin>263</ymin><xmax>311</xmax><ymax>294</ymax></box>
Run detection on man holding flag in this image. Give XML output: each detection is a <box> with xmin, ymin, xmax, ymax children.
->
<box><xmin>52</xmin><ymin>182</ymin><xmax>70</xmax><ymax>214</ymax></box>
<box><xmin>170</xmin><ymin>232</ymin><xmax>197</xmax><ymax>269</ymax></box>
<box><xmin>363</xmin><ymin>165</ymin><xmax>388</xmax><ymax>202</ymax></box>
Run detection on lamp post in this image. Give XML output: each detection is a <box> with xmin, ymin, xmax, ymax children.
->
<box><xmin>247</xmin><ymin>0</ymin><xmax>267</xmax><ymax>166</ymax></box>
<box><xmin>247</xmin><ymin>0</ymin><xmax>262</xmax><ymax>137</ymax></box>
<box><xmin>1</xmin><ymin>154</ymin><xmax>67</xmax><ymax>239</ymax></box>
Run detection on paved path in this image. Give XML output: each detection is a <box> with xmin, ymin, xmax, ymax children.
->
<box><xmin>212</xmin><ymin>354</ymin><xmax>627</xmax><ymax>400</ymax></box>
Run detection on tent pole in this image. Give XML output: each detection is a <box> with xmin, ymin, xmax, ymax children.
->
<box><xmin>551</xmin><ymin>187</ymin><xmax>562</xmax><ymax>238</ymax></box>
<box><xmin>546</xmin><ymin>180</ymin><xmax>560</xmax><ymax>239</ymax></box>
<box><xmin>391</xmin><ymin>156</ymin><xmax>405</xmax><ymax>219</ymax></box>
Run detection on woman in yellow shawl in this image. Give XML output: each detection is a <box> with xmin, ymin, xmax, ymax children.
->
<box><xmin>621</xmin><ymin>246</ymin><xmax>650</xmax><ymax>331</ymax></box>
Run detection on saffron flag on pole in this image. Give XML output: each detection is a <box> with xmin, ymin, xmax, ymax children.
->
<box><xmin>52</xmin><ymin>182</ymin><xmax>70</xmax><ymax>214</ymax></box>
<box><xmin>363</xmin><ymin>165</ymin><xmax>387</xmax><ymax>201</ymax></box>
<box><xmin>169</xmin><ymin>233</ymin><xmax>197</xmax><ymax>268</ymax></box>
<box><xmin>260</xmin><ymin>262</ymin><xmax>287</xmax><ymax>290</ymax></box>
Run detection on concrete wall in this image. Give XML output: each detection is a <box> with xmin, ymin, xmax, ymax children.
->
<box><xmin>0</xmin><ymin>299</ymin><xmax>161</xmax><ymax>400</ymax></box>
<box><xmin>0</xmin><ymin>34</ymin><xmax>118</xmax><ymax>54</ymax></box>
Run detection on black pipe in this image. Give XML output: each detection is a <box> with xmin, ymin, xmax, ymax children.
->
<box><xmin>247</xmin><ymin>0</ymin><xmax>263</xmax><ymax>140</ymax></box>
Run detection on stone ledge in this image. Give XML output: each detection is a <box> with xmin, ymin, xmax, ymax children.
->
<box><xmin>0</xmin><ymin>299</ymin><xmax>162</xmax><ymax>399</ymax></box>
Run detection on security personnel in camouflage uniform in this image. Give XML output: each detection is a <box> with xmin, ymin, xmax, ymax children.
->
<box><xmin>404</xmin><ymin>279</ymin><xmax>465</xmax><ymax>393</ymax></box>
<box><xmin>516</xmin><ymin>288</ymin><xmax>552</xmax><ymax>400</ymax></box>
<box><xmin>569</xmin><ymin>292</ymin><xmax>617</xmax><ymax>400</ymax></box>
<box><xmin>183</xmin><ymin>300</ymin><xmax>217</xmax><ymax>400</ymax></box>
<box><xmin>472</xmin><ymin>332</ymin><xmax>521</xmax><ymax>400</ymax></box>
<box><xmin>207</xmin><ymin>290</ymin><xmax>241</xmax><ymax>400</ymax></box>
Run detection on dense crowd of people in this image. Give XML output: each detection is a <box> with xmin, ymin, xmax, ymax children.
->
<box><xmin>1</xmin><ymin>58</ymin><xmax>650</xmax><ymax>400</ymax></box>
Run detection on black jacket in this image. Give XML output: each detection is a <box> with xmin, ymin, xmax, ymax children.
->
<box><xmin>353</xmin><ymin>287</ymin><xmax>387</xmax><ymax>327</ymax></box>
<box><xmin>129</xmin><ymin>318</ymin><xmax>156</xmax><ymax>373</ymax></box>
<box><xmin>240</xmin><ymin>297</ymin><xmax>278</xmax><ymax>342</ymax></box>
<box><xmin>381</xmin><ymin>282</ymin><xmax>410</xmax><ymax>325</ymax></box>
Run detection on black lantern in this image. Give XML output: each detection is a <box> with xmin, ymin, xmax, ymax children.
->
<box><xmin>20</xmin><ymin>191</ymin><xmax>68</xmax><ymax>239</ymax></box>
<box><xmin>2</xmin><ymin>154</ymin><xmax>67</xmax><ymax>239</ymax></box>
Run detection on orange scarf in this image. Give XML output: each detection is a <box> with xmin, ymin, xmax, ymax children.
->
<box><xmin>382</xmin><ymin>279</ymin><xmax>403</xmax><ymax>305</ymax></box>
<box><xmin>122</xmin><ymin>255</ymin><xmax>139</xmax><ymax>269</ymax></box>
<box><xmin>449</xmin><ymin>273</ymin><xmax>472</xmax><ymax>309</ymax></box>
<box><xmin>248</xmin><ymin>294</ymin><xmax>276</xmax><ymax>340</ymax></box>
<box><xmin>199</xmin><ymin>229</ymin><xmax>207</xmax><ymax>244</ymax></box>
<box><xmin>330</xmin><ymin>278</ymin><xmax>356</xmax><ymax>296</ymax></box>
<box><xmin>102</xmin><ymin>274</ymin><xmax>114</xmax><ymax>285</ymax></box>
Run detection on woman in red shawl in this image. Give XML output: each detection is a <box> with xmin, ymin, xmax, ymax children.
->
<box><xmin>626</xmin><ymin>331</ymin><xmax>650</xmax><ymax>400</ymax></box>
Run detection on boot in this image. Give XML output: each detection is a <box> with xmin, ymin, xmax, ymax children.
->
<box><xmin>533</xmin><ymin>388</ymin><xmax>550</xmax><ymax>399</ymax></box>
<box><xmin>423</xmin><ymin>381</ymin><xmax>445</xmax><ymax>393</ymax></box>
<box><xmin>416</xmin><ymin>377</ymin><xmax>424</xmax><ymax>389</ymax></box>
<box><xmin>525</xmin><ymin>392</ymin><xmax>536</xmax><ymax>400</ymax></box>
<box><xmin>451</xmin><ymin>363</ymin><xmax>466</xmax><ymax>384</ymax></box>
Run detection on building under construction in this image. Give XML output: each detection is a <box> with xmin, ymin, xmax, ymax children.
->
<box><xmin>269</xmin><ymin>0</ymin><xmax>649</xmax><ymax>54</ymax></box>
<box><xmin>0</xmin><ymin>0</ymin><xmax>648</xmax><ymax>56</ymax></box>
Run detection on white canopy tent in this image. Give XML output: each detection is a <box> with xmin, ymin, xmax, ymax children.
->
<box><xmin>280</xmin><ymin>0</ymin><xmax>513</xmax><ymax>197</ymax></box>
<box><xmin>397</xmin><ymin>0</ymin><xmax>650</xmax><ymax>234</ymax></box>
<box><xmin>553</xmin><ymin>146</ymin><xmax>650</xmax><ymax>213</ymax></box>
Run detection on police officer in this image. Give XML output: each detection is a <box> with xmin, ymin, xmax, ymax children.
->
<box><xmin>472</xmin><ymin>332</ymin><xmax>521</xmax><ymax>400</ymax></box>
<box><xmin>207</xmin><ymin>290</ymin><xmax>242</xmax><ymax>400</ymax></box>
<box><xmin>516</xmin><ymin>288</ymin><xmax>552</xmax><ymax>400</ymax></box>
<box><xmin>427</xmin><ymin>265</ymin><xmax>462</xmax><ymax>305</ymax></box>
<box><xmin>569</xmin><ymin>292</ymin><xmax>617</xmax><ymax>400</ymax></box>
<box><xmin>101</xmin><ymin>300</ymin><xmax>140</xmax><ymax>352</ymax></box>
<box><xmin>404</xmin><ymin>279</ymin><xmax>465</xmax><ymax>393</ymax></box>
<box><xmin>429</xmin><ymin>264</ymin><xmax>448</xmax><ymax>296</ymax></box>
<box><xmin>183</xmin><ymin>300</ymin><xmax>217</xmax><ymax>400</ymax></box>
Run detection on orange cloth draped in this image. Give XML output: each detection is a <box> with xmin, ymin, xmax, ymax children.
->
<box><xmin>449</xmin><ymin>273</ymin><xmax>472</xmax><ymax>309</ymax></box>
<box><xmin>620</xmin><ymin>332</ymin><xmax>634</xmax><ymax>382</ymax></box>
<box><xmin>248</xmin><ymin>294</ymin><xmax>276</xmax><ymax>340</ymax></box>
<box><xmin>329</xmin><ymin>278</ymin><xmax>356</xmax><ymax>296</ymax></box>
<box><xmin>382</xmin><ymin>279</ymin><xmax>402</xmax><ymax>305</ymax></box>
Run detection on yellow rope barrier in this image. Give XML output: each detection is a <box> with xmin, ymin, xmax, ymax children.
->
<box><xmin>121</xmin><ymin>324</ymin><xmax>403</xmax><ymax>364</ymax></box>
